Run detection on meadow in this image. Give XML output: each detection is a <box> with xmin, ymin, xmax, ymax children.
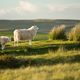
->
<box><xmin>0</xmin><ymin>31</ymin><xmax>80</xmax><ymax>80</ymax></box>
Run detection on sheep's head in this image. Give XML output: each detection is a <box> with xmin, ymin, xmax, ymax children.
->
<box><xmin>29</xmin><ymin>26</ymin><xmax>39</xmax><ymax>31</ymax></box>
<box><xmin>33</xmin><ymin>26</ymin><xmax>39</xmax><ymax>30</ymax></box>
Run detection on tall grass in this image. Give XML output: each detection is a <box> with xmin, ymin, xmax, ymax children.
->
<box><xmin>0</xmin><ymin>49</ymin><xmax>80</xmax><ymax>80</ymax></box>
<box><xmin>0</xmin><ymin>55</ymin><xmax>21</xmax><ymax>68</ymax></box>
<box><xmin>67</xmin><ymin>24</ymin><xmax>80</xmax><ymax>41</ymax></box>
<box><xmin>49</xmin><ymin>25</ymin><xmax>66</xmax><ymax>40</ymax></box>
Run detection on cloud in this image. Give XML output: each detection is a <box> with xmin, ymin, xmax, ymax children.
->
<box><xmin>0</xmin><ymin>9</ymin><xmax>6</xmax><ymax>15</ymax></box>
<box><xmin>0</xmin><ymin>9</ymin><xmax>10</xmax><ymax>16</ymax></box>
<box><xmin>0</xmin><ymin>0</ymin><xmax>39</xmax><ymax>18</ymax></box>
<box><xmin>47</xmin><ymin>4</ymin><xmax>68</xmax><ymax>12</ymax></box>
<box><xmin>0</xmin><ymin>0</ymin><xmax>80</xmax><ymax>19</ymax></box>
<box><xmin>46</xmin><ymin>4</ymin><xmax>80</xmax><ymax>19</ymax></box>
<box><xmin>16</xmin><ymin>0</ymin><xmax>38</xmax><ymax>13</ymax></box>
<box><xmin>47</xmin><ymin>4</ymin><xmax>80</xmax><ymax>13</ymax></box>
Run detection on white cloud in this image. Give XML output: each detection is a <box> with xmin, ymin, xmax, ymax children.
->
<box><xmin>47</xmin><ymin>4</ymin><xmax>67</xmax><ymax>12</ymax></box>
<box><xmin>0</xmin><ymin>9</ymin><xmax>10</xmax><ymax>15</ymax></box>
<box><xmin>0</xmin><ymin>0</ymin><xmax>80</xmax><ymax>19</ymax></box>
<box><xmin>46</xmin><ymin>4</ymin><xmax>80</xmax><ymax>19</ymax></box>
<box><xmin>0</xmin><ymin>9</ymin><xmax>6</xmax><ymax>15</ymax></box>
<box><xmin>0</xmin><ymin>0</ymin><xmax>39</xmax><ymax>17</ymax></box>
<box><xmin>16</xmin><ymin>0</ymin><xmax>38</xmax><ymax>13</ymax></box>
<box><xmin>0</xmin><ymin>8</ymin><xmax>18</xmax><ymax>17</ymax></box>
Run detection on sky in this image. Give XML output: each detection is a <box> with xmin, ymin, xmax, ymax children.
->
<box><xmin>0</xmin><ymin>0</ymin><xmax>80</xmax><ymax>20</ymax></box>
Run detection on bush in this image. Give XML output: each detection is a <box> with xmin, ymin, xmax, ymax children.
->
<box><xmin>49</xmin><ymin>25</ymin><xmax>66</xmax><ymax>40</ymax></box>
<box><xmin>67</xmin><ymin>24</ymin><xmax>80</xmax><ymax>41</ymax></box>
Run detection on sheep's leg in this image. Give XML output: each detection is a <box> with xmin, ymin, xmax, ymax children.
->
<box><xmin>14</xmin><ymin>34</ymin><xmax>19</xmax><ymax>46</ymax></box>
<box><xmin>14</xmin><ymin>40</ymin><xmax>19</xmax><ymax>46</ymax></box>
<box><xmin>29</xmin><ymin>40</ymin><xmax>32</xmax><ymax>45</ymax></box>
<box><xmin>1</xmin><ymin>45</ymin><xmax>5</xmax><ymax>50</ymax></box>
<box><xmin>14</xmin><ymin>41</ymin><xmax>17</xmax><ymax>46</ymax></box>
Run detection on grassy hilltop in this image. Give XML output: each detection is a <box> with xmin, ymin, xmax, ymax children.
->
<box><xmin>0</xmin><ymin>40</ymin><xmax>80</xmax><ymax>80</ymax></box>
<box><xmin>0</xmin><ymin>19</ymin><xmax>80</xmax><ymax>80</ymax></box>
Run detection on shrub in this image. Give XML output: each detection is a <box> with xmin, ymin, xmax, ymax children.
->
<box><xmin>49</xmin><ymin>25</ymin><xmax>66</xmax><ymax>40</ymax></box>
<box><xmin>67</xmin><ymin>24</ymin><xmax>80</xmax><ymax>41</ymax></box>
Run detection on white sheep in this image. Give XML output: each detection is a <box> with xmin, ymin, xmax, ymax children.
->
<box><xmin>13</xmin><ymin>26</ymin><xmax>39</xmax><ymax>46</ymax></box>
<box><xmin>0</xmin><ymin>36</ymin><xmax>11</xmax><ymax>50</ymax></box>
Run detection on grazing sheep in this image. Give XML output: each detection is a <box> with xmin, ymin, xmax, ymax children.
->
<box><xmin>14</xmin><ymin>26</ymin><xmax>39</xmax><ymax>46</ymax></box>
<box><xmin>0</xmin><ymin>36</ymin><xmax>11</xmax><ymax>50</ymax></box>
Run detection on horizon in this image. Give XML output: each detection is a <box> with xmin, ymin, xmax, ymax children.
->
<box><xmin>0</xmin><ymin>19</ymin><xmax>80</xmax><ymax>20</ymax></box>
<box><xmin>0</xmin><ymin>0</ymin><xmax>80</xmax><ymax>20</ymax></box>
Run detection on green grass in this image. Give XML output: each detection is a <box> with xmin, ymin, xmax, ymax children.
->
<box><xmin>34</xmin><ymin>33</ymin><xmax>48</xmax><ymax>40</ymax></box>
<box><xmin>0</xmin><ymin>49</ymin><xmax>80</xmax><ymax>80</ymax></box>
<box><xmin>0</xmin><ymin>40</ymin><xmax>80</xmax><ymax>55</ymax></box>
<box><xmin>0</xmin><ymin>32</ymin><xmax>80</xmax><ymax>80</ymax></box>
<box><xmin>0</xmin><ymin>40</ymin><xmax>80</xmax><ymax>80</ymax></box>
<box><xmin>67</xmin><ymin>24</ymin><xmax>80</xmax><ymax>41</ymax></box>
<box><xmin>0</xmin><ymin>31</ymin><xmax>12</xmax><ymax>37</ymax></box>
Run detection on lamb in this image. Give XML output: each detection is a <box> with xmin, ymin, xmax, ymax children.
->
<box><xmin>13</xmin><ymin>26</ymin><xmax>39</xmax><ymax>46</ymax></box>
<box><xmin>0</xmin><ymin>36</ymin><xmax>11</xmax><ymax>50</ymax></box>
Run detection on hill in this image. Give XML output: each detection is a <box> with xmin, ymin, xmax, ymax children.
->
<box><xmin>0</xmin><ymin>19</ymin><xmax>80</xmax><ymax>33</ymax></box>
<box><xmin>0</xmin><ymin>40</ymin><xmax>80</xmax><ymax>80</ymax></box>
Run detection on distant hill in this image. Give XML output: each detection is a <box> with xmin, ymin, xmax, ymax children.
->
<box><xmin>0</xmin><ymin>19</ymin><xmax>80</xmax><ymax>33</ymax></box>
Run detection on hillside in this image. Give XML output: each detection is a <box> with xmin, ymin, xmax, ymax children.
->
<box><xmin>0</xmin><ymin>19</ymin><xmax>80</xmax><ymax>33</ymax></box>
<box><xmin>0</xmin><ymin>40</ymin><xmax>80</xmax><ymax>80</ymax></box>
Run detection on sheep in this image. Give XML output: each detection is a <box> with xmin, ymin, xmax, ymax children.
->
<box><xmin>0</xmin><ymin>36</ymin><xmax>11</xmax><ymax>50</ymax></box>
<box><xmin>13</xmin><ymin>26</ymin><xmax>39</xmax><ymax>46</ymax></box>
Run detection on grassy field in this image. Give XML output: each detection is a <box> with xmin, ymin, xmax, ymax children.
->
<box><xmin>0</xmin><ymin>32</ymin><xmax>80</xmax><ymax>80</ymax></box>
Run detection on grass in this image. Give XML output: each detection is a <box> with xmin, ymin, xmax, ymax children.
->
<box><xmin>67</xmin><ymin>24</ymin><xmax>80</xmax><ymax>41</ymax></box>
<box><xmin>0</xmin><ymin>49</ymin><xmax>80</xmax><ymax>80</ymax></box>
<box><xmin>0</xmin><ymin>31</ymin><xmax>12</xmax><ymax>37</ymax></box>
<box><xmin>0</xmin><ymin>40</ymin><xmax>80</xmax><ymax>56</ymax></box>
<box><xmin>0</xmin><ymin>40</ymin><xmax>80</xmax><ymax>80</ymax></box>
<box><xmin>0</xmin><ymin>31</ymin><xmax>80</xmax><ymax>80</ymax></box>
<box><xmin>0</xmin><ymin>64</ymin><xmax>80</xmax><ymax>80</ymax></box>
<box><xmin>49</xmin><ymin>25</ymin><xmax>66</xmax><ymax>40</ymax></box>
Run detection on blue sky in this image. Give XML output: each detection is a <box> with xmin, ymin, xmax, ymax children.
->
<box><xmin>0</xmin><ymin>0</ymin><xmax>80</xmax><ymax>20</ymax></box>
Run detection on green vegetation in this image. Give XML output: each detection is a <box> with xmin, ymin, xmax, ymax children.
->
<box><xmin>0</xmin><ymin>25</ymin><xmax>80</xmax><ymax>80</ymax></box>
<box><xmin>68</xmin><ymin>24</ymin><xmax>80</xmax><ymax>41</ymax></box>
<box><xmin>0</xmin><ymin>39</ymin><xmax>80</xmax><ymax>80</ymax></box>
<box><xmin>0</xmin><ymin>55</ymin><xmax>21</xmax><ymax>68</ymax></box>
<box><xmin>0</xmin><ymin>31</ymin><xmax>12</xmax><ymax>37</ymax></box>
<box><xmin>49</xmin><ymin>25</ymin><xmax>66</xmax><ymax>40</ymax></box>
<box><xmin>0</xmin><ymin>48</ymin><xmax>80</xmax><ymax>80</ymax></box>
<box><xmin>49</xmin><ymin>24</ymin><xmax>80</xmax><ymax>41</ymax></box>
